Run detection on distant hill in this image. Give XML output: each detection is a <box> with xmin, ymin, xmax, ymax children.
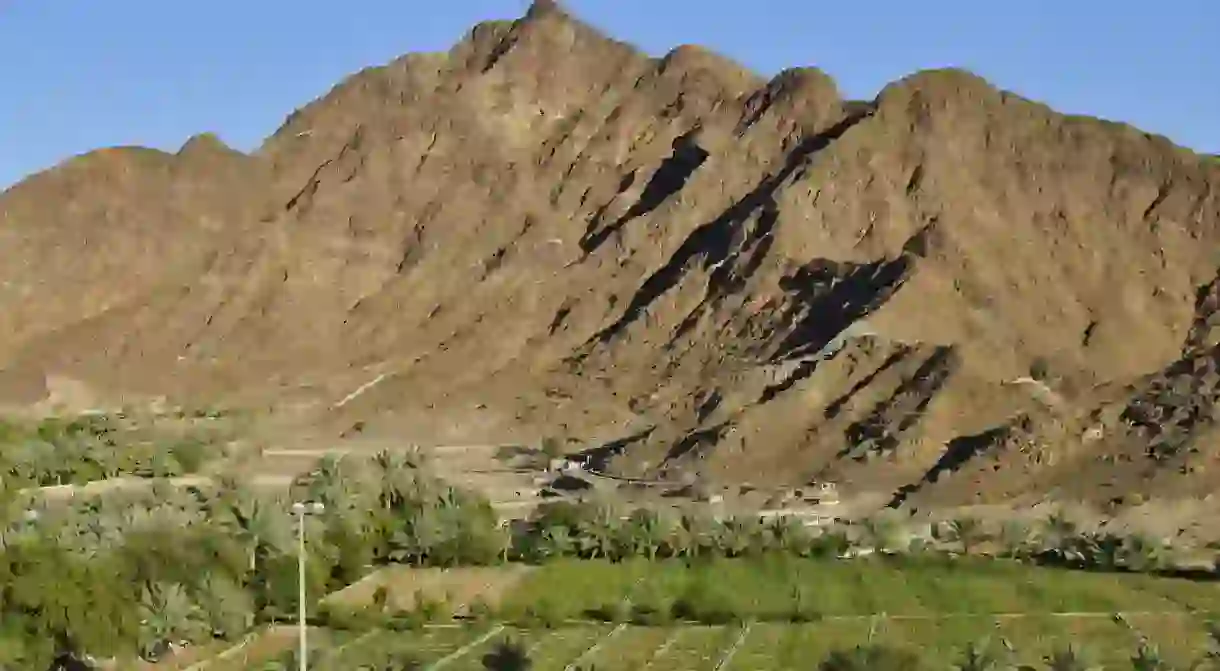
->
<box><xmin>3</xmin><ymin>1</ymin><xmax>1220</xmax><ymax>510</ymax></box>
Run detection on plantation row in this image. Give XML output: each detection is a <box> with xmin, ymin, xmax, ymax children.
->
<box><xmin>0</xmin><ymin>410</ymin><xmax>231</xmax><ymax>487</ymax></box>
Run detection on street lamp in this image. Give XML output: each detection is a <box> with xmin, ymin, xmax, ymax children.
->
<box><xmin>291</xmin><ymin>501</ymin><xmax>325</xmax><ymax>671</ymax></box>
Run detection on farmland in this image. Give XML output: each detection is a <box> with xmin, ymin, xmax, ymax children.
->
<box><xmin>7</xmin><ymin>410</ymin><xmax>1220</xmax><ymax>669</ymax></box>
<box><xmin>239</xmin><ymin>616</ymin><xmax>1216</xmax><ymax>670</ymax></box>
<box><xmin>240</xmin><ymin>557</ymin><xmax>1220</xmax><ymax>669</ymax></box>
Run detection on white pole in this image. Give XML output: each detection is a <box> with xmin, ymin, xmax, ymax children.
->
<box><xmin>292</xmin><ymin>501</ymin><xmax>324</xmax><ymax>671</ymax></box>
<box><xmin>297</xmin><ymin>506</ymin><xmax>307</xmax><ymax>671</ymax></box>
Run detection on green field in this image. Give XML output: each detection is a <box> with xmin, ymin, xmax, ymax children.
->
<box><xmin>238</xmin><ymin>556</ymin><xmax>1220</xmax><ymax>669</ymax></box>
<box><xmin>497</xmin><ymin>555</ymin><xmax>1220</xmax><ymax>620</ymax></box>
<box><xmin>243</xmin><ymin>618</ymin><xmax>1213</xmax><ymax>670</ymax></box>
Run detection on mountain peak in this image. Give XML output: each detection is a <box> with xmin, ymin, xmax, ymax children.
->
<box><xmin>524</xmin><ymin>0</ymin><xmax>566</xmax><ymax>20</ymax></box>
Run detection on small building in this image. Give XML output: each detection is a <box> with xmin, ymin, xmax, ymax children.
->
<box><xmin>801</xmin><ymin>481</ymin><xmax>840</xmax><ymax>505</ymax></box>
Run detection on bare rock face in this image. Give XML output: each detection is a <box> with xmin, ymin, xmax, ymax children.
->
<box><xmin>2</xmin><ymin>4</ymin><xmax>1220</xmax><ymax>507</ymax></box>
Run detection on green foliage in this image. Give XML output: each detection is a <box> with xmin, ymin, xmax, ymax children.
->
<box><xmin>539</xmin><ymin>437</ymin><xmax>564</xmax><ymax>460</ymax></box>
<box><xmin>1130</xmin><ymin>639</ymin><xmax>1173</xmax><ymax>671</ymax></box>
<box><xmin>953</xmin><ymin>638</ymin><xmax>1014</xmax><ymax>671</ymax></box>
<box><xmin>786</xmin><ymin>584</ymin><xmax>822</xmax><ymax>623</ymax></box>
<box><xmin>0</xmin><ymin>443</ymin><xmax>508</xmax><ymax>663</ymax></box>
<box><xmin>1043</xmin><ymin>643</ymin><xmax>1098</xmax><ymax>671</ymax></box>
<box><xmin>482</xmin><ymin>636</ymin><xmax>532</xmax><ymax>671</ymax></box>
<box><xmin>819</xmin><ymin>644</ymin><xmax>928</xmax><ymax>671</ymax></box>
<box><xmin>520</xmin><ymin>597</ymin><xmax>566</xmax><ymax>629</ymax></box>
<box><xmin>5</xmin><ymin>411</ymin><xmax>1216</xmax><ymax>665</ymax></box>
<box><xmin>671</xmin><ymin>570</ymin><xmax>744</xmax><ymax>624</ymax></box>
<box><xmin>0</xmin><ymin>410</ymin><xmax>229</xmax><ymax>488</ymax></box>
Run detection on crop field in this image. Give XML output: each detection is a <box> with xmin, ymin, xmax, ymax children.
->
<box><xmin>228</xmin><ymin>557</ymin><xmax>1220</xmax><ymax>669</ymax></box>
<box><xmin>236</xmin><ymin>616</ymin><xmax>1216</xmax><ymax>670</ymax></box>
<box><xmin>495</xmin><ymin>556</ymin><xmax>1220</xmax><ymax>619</ymax></box>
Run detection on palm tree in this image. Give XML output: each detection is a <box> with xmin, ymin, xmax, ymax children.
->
<box><xmin>1041</xmin><ymin>511</ymin><xmax>1079</xmax><ymax>554</ymax></box>
<box><xmin>135</xmin><ymin>582</ymin><xmax>208</xmax><ymax>661</ymax></box>
<box><xmin>718</xmin><ymin>517</ymin><xmax>758</xmax><ymax>558</ymax></box>
<box><xmin>482</xmin><ymin>637</ymin><xmax>531</xmax><ymax>671</ymax></box>
<box><xmin>374</xmin><ymin>449</ymin><xmax>414</xmax><ymax>511</ymax></box>
<box><xmin>999</xmin><ymin>520</ymin><xmax>1032</xmax><ymax>559</ymax></box>
<box><xmin>819</xmin><ymin>644</ymin><xmax>926</xmax><ymax>671</ymax></box>
<box><xmin>942</xmin><ymin>517</ymin><xmax>989</xmax><ymax>556</ymax></box>
<box><xmin>954</xmin><ymin>639</ymin><xmax>1012</xmax><ymax>671</ymax></box>
<box><xmin>1121</xmin><ymin>534</ymin><xmax>1166</xmax><ymax>573</ymax></box>
<box><xmin>623</xmin><ymin>509</ymin><xmax>668</xmax><ymax>560</ymax></box>
<box><xmin>859</xmin><ymin>514</ymin><xmax>907</xmax><ymax>554</ymax></box>
<box><xmin>1083</xmin><ymin>532</ymin><xmax>1123</xmax><ymax>571</ymax></box>
<box><xmin>1044</xmin><ymin>644</ymin><xmax>1098</xmax><ymax>671</ymax></box>
<box><xmin>576</xmin><ymin>506</ymin><xmax>619</xmax><ymax>560</ymax></box>
<box><xmin>1131</xmin><ymin>639</ymin><xmax>1172</xmax><ymax>671</ymax></box>
<box><xmin>766</xmin><ymin>516</ymin><xmax>810</xmax><ymax>555</ymax></box>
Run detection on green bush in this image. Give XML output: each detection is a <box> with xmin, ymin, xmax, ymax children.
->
<box><xmin>518</xmin><ymin>597</ymin><xmax>566</xmax><ymax>629</ymax></box>
<box><xmin>671</xmin><ymin>573</ymin><xmax>743</xmax><ymax>624</ymax></box>
<box><xmin>482</xmin><ymin>636</ymin><xmax>532</xmax><ymax>671</ymax></box>
<box><xmin>819</xmin><ymin>644</ymin><xmax>927</xmax><ymax>671</ymax></box>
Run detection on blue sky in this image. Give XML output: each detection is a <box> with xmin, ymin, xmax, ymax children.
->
<box><xmin>1</xmin><ymin>1</ymin><xmax>1216</xmax><ymax>189</ymax></box>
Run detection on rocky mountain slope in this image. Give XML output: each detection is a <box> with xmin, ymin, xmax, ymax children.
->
<box><xmin>3</xmin><ymin>1</ymin><xmax>1220</xmax><ymax>508</ymax></box>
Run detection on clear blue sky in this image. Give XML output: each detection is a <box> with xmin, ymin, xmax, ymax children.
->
<box><xmin>2</xmin><ymin>1</ymin><xmax>1216</xmax><ymax>189</ymax></box>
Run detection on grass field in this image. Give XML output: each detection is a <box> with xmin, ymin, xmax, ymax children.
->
<box><xmin>228</xmin><ymin>556</ymin><xmax>1220</xmax><ymax>669</ymax></box>
<box><xmin>497</xmin><ymin>555</ymin><xmax>1220</xmax><ymax>620</ymax></box>
<box><xmin>236</xmin><ymin>618</ymin><xmax>1215</xmax><ymax>670</ymax></box>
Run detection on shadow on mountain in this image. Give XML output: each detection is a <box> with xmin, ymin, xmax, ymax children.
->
<box><xmin>840</xmin><ymin>346</ymin><xmax>957</xmax><ymax>460</ymax></box>
<box><xmin>577</xmin><ymin>109</ymin><xmax>875</xmax><ymax>355</ymax></box>
<box><xmin>580</xmin><ymin>130</ymin><xmax>708</xmax><ymax>254</ymax></box>
<box><xmin>889</xmin><ymin>422</ymin><xmax>1015</xmax><ymax>508</ymax></box>
<box><xmin>573</xmin><ymin>426</ymin><xmax>656</xmax><ymax>471</ymax></box>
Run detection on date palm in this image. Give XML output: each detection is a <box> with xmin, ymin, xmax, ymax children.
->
<box><xmin>482</xmin><ymin>637</ymin><xmax>531</xmax><ymax>671</ymax></box>
<box><xmin>999</xmin><ymin>519</ymin><xmax>1032</xmax><ymax>558</ymax></box>
<box><xmin>860</xmin><ymin>513</ymin><xmax>907</xmax><ymax>554</ymax></box>
<box><xmin>768</xmin><ymin>516</ymin><xmax>811</xmax><ymax>555</ymax></box>
<box><xmin>958</xmin><ymin>516</ymin><xmax>990</xmax><ymax>555</ymax></box>
<box><xmin>1044</xmin><ymin>644</ymin><xmax>1099</xmax><ymax>671</ymax></box>
<box><xmin>1131</xmin><ymin>639</ymin><xmax>1172</xmax><ymax>671</ymax></box>
<box><xmin>1041</xmin><ymin>510</ymin><xmax>1079</xmax><ymax>554</ymax></box>
<box><xmin>1120</xmin><ymin>534</ymin><xmax>1166</xmax><ymax>573</ymax></box>
<box><xmin>576</xmin><ymin>506</ymin><xmax>619</xmax><ymax>560</ymax></box>
<box><xmin>622</xmin><ymin>508</ymin><xmax>668</xmax><ymax>560</ymax></box>
<box><xmin>954</xmin><ymin>639</ymin><xmax>1013</xmax><ymax>671</ymax></box>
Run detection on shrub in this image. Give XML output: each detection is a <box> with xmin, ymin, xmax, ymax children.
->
<box><xmin>585</xmin><ymin>598</ymin><xmax>630</xmax><ymax>623</ymax></box>
<box><xmin>630</xmin><ymin>600</ymin><xmax>675</xmax><ymax>626</ymax></box>
<box><xmin>519</xmin><ymin>597</ymin><xmax>565</xmax><ymax>629</ymax></box>
<box><xmin>482</xmin><ymin>636</ymin><xmax>532</xmax><ymax>671</ymax></box>
<box><xmin>411</xmin><ymin>588</ymin><xmax>451</xmax><ymax>622</ymax></box>
<box><xmin>819</xmin><ymin>644</ymin><xmax>927</xmax><ymax>671</ymax></box>
<box><xmin>317</xmin><ymin>600</ymin><xmax>382</xmax><ymax>631</ymax></box>
<box><xmin>466</xmin><ymin>596</ymin><xmax>495</xmax><ymax>622</ymax></box>
<box><xmin>671</xmin><ymin>575</ymin><xmax>742</xmax><ymax>624</ymax></box>
<box><xmin>787</xmin><ymin>585</ymin><xmax>822</xmax><ymax>623</ymax></box>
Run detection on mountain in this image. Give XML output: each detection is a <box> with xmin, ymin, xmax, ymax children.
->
<box><xmin>3</xmin><ymin>1</ymin><xmax>1220</xmax><ymax>510</ymax></box>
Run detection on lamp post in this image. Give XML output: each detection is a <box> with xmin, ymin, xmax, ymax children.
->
<box><xmin>292</xmin><ymin>501</ymin><xmax>325</xmax><ymax>671</ymax></box>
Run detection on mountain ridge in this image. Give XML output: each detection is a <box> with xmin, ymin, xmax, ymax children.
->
<box><xmin>3</xmin><ymin>1</ymin><xmax>1220</xmax><ymax>510</ymax></box>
